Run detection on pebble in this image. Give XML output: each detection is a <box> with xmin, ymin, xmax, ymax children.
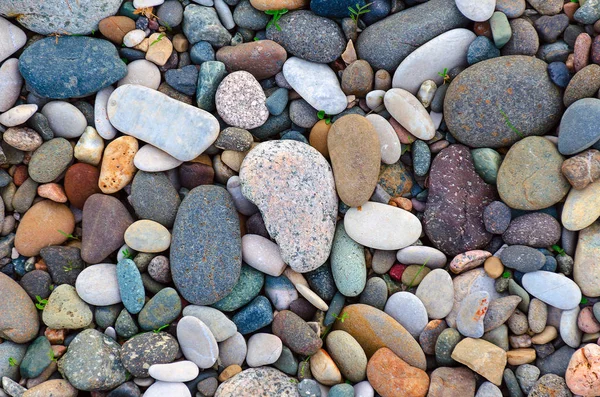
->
<box><xmin>392</xmin><ymin>29</ymin><xmax>475</xmax><ymax>94</ymax></box>
<box><xmin>450</xmin><ymin>250</ymin><xmax>492</xmax><ymax>274</ymax></box>
<box><xmin>246</xmin><ymin>333</ymin><xmax>282</xmax><ymax>367</ymax></box>
<box><xmin>40</xmin><ymin>101</ymin><xmax>87</xmax><ymax>139</ymax></box>
<box><xmin>500</xmin><ymin>246</ymin><xmax>547</xmax><ymax>273</ymax></box>
<box><xmin>328</xmin><ymin>115</ymin><xmax>380</xmax><ymax>206</ymax></box>
<box><xmin>384</xmin><ymin>291</ymin><xmax>429</xmax><ymax>338</ymax></box>
<box><xmin>183</xmin><ymin>4</ymin><xmax>231</xmax><ymax>46</ymax></box>
<box><xmin>60</xmin><ymin>329</ymin><xmax>127</xmax><ymax>391</ymax></box>
<box><xmin>144</xmin><ymin>382</ymin><xmax>191</xmax><ymax>397</ymax></box>
<box><xmin>385</xmin><ymin>88</ymin><xmax>435</xmax><ymax>140</ymax></box>
<box><xmin>133</xmin><ymin>144</ymin><xmax>183</xmax><ymax>172</ymax></box>
<box><xmin>98</xmin><ymin>136</ymin><xmax>138</xmax><ymax>194</ymax></box>
<box><xmin>444</xmin><ymin>56</ymin><xmax>562</xmax><ymax>148</ymax></box>
<box><xmin>566</xmin><ymin>344</ymin><xmax>600</xmax><ymax>396</ymax></box>
<box><xmin>272</xmin><ymin>310</ymin><xmax>322</xmax><ymax>356</ymax></box>
<box><xmin>471</xmin><ymin>148</ymin><xmax>501</xmax><ymax>185</ymax></box>
<box><xmin>333</xmin><ymin>304</ymin><xmax>426</xmax><ymax>370</ymax></box>
<box><xmin>98</xmin><ymin>16</ymin><xmax>136</xmax><ymax>44</ymax></box>
<box><xmin>2</xmin><ymin>127</ymin><xmax>41</xmax><ymax>152</ymax></box>
<box><xmin>522</xmin><ymin>271</ymin><xmax>582</xmax><ymax>310</ymax></box>
<box><xmin>138</xmin><ymin>287</ymin><xmax>181</xmax><ymax>331</ymax></box>
<box><xmin>119</xmin><ymin>59</ymin><xmax>161</xmax><ymax>89</ymax></box>
<box><xmin>241</xmin><ymin>234</ymin><xmax>285</xmax><ymax>277</ymax></box>
<box><xmin>451</xmin><ymin>338</ymin><xmax>507</xmax><ymax>385</ymax></box>
<box><xmin>121</xmin><ymin>332</ymin><xmax>179</xmax><ymax>377</ymax></box>
<box><xmin>425</xmin><ymin>145</ymin><xmax>496</xmax><ymax>256</ymax></box>
<box><xmin>19</xmin><ymin>37</ymin><xmax>126</xmax><ymax>99</ymax></box>
<box><xmin>282</xmin><ymin>57</ymin><xmax>347</xmax><ymax>115</ymax></box>
<box><xmin>428</xmin><ymin>367</ymin><xmax>475</xmax><ymax>397</ymax></box>
<box><xmin>148</xmin><ymin>361</ymin><xmax>199</xmax><ymax>383</ymax></box>
<box><xmin>124</xmin><ymin>220</ymin><xmax>171</xmax><ymax>254</ymax></box>
<box><xmin>182</xmin><ymin>305</ymin><xmax>236</xmax><ymax>342</ymax></box>
<box><xmin>559</xmin><ymin>98</ymin><xmax>600</xmax><ymax>156</ymax></box>
<box><xmin>456</xmin><ymin>0</ymin><xmax>495</xmax><ymax>21</ymax></box>
<box><xmin>503</xmin><ymin>214</ymin><xmax>561</xmax><ymax>247</ymax></box>
<box><xmin>415</xmin><ymin>269</ymin><xmax>454</xmax><ymax>319</ymax></box>
<box><xmin>367</xmin><ymin>347</ymin><xmax>429</xmax><ymax>397</ymax></box>
<box><xmin>497</xmin><ymin>137</ymin><xmax>569</xmax><ymax>210</ymax></box>
<box><xmin>502</xmin><ymin>19</ymin><xmax>539</xmax><ymax>56</ymax></box>
<box><xmin>232</xmin><ymin>295</ymin><xmax>273</xmax><ymax>335</ymax></box>
<box><xmin>0</xmin><ymin>105</ymin><xmax>36</xmax><ymax>128</ymax></box>
<box><xmin>457</xmin><ymin>291</ymin><xmax>490</xmax><ymax>338</ymax></box>
<box><xmin>215</xmin><ymin>367</ymin><xmax>298</xmax><ymax>396</ymax></box>
<box><xmin>342</xmin><ymin>60</ymin><xmax>374</xmax><ymax>97</ymax></box>
<box><xmin>212</xmin><ymin>265</ymin><xmax>264</xmax><ymax>312</ymax></box>
<box><xmin>108</xmin><ymin>84</ymin><xmax>219</xmax><ymax>162</ymax></box>
<box><xmin>42</xmin><ymin>284</ymin><xmax>92</xmax><ymax>329</ymax></box>
<box><xmin>0</xmin><ymin>59</ymin><xmax>22</xmax><ymax>113</ymax></box>
<box><xmin>240</xmin><ymin>140</ymin><xmax>337</xmax><ymax>273</ymax></box>
<box><xmin>217</xmin><ymin>40</ymin><xmax>286</xmax><ymax>80</ymax></box>
<box><xmin>130</xmin><ymin>171</ymin><xmax>180</xmax><ymax>228</ymax></box>
<box><xmin>75</xmin><ymin>263</ymin><xmax>121</xmax><ymax>306</ymax></box>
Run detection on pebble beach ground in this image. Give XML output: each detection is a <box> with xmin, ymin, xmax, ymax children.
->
<box><xmin>0</xmin><ymin>0</ymin><xmax>600</xmax><ymax>396</ymax></box>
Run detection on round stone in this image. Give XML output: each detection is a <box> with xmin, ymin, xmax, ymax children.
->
<box><xmin>215</xmin><ymin>71</ymin><xmax>269</xmax><ymax>130</ymax></box>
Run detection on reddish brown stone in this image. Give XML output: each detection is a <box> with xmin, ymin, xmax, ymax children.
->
<box><xmin>574</xmin><ymin>33</ymin><xmax>592</xmax><ymax>73</ymax></box>
<box><xmin>592</xmin><ymin>36</ymin><xmax>600</xmax><ymax>65</ymax></box>
<box><xmin>474</xmin><ymin>21</ymin><xmax>493</xmax><ymax>38</ymax></box>
<box><xmin>342</xmin><ymin>60</ymin><xmax>374</xmax><ymax>97</ymax></box>
<box><xmin>562</xmin><ymin>149</ymin><xmax>600</xmax><ymax>190</ymax></box>
<box><xmin>272</xmin><ymin>310</ymin><xmax>322</xmax><ymax>356</ymax></box>
<box><xmin>367</xmin><ymin>347</ymin><xmax>429</xmax><ymax>397</ymax></box>
<box><xmin>13</xmin><ymin>165</ymin><xmax>28</xmax><ymax>186</ymax></box>
<box><xmin>564</xmin><ymin>2</ymin><xmax>579</xmax><ymax>21</ymax></box>
<box><xmin>216</xmin><ymin>40</ymin><xmax>287</xmax><ymax>80</ymax></box>
<box><xmin>179</xmin><ymin>162</ymin><xmax>215</xmax><ymax>190</ymax></box>
<box><xmin>389</xmin><ymin>117</ymin><xmax>416</xmax><ymax>144</ymax></box>
<box><xmin>63</xmin><ymin>163</ymin><xmax>101</xmax><ymax>209</ymax></box>
<box><xmin>98</xmin><ymin>16</ymin><xmax>136</xmax><ymax>44</ymax></box>
<box><xmin>566</xmin><ymin>344</ymin><xmax>600</xmax><ymax>396</ymax></box>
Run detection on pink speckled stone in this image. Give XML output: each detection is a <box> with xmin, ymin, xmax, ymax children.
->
<box><xmin>574</xmin><ymin>33</ymin><xmax>592</xmax><ymax>73</ymax></box>
<box><xmin>239</xmin><ymin>140</ymin><xmax>337</xmax><ymax>273</ymax></box>
<box><xmin>450</xmin><ymin>250</ymin><xmax>492</xmax><ymax>274</ymax></box>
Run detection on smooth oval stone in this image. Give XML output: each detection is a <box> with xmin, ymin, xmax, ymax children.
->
<box><xmin>177</xmin><ymin>316</ymin><xmax>219</xmax><ymax>368</ymax></box>
<box><xmin>392</xmin><ymin>29</ymin><xmax>475</xmax><ymax>94</ymax></box>
<box><xmin>384</xmin><ymin>292</ymin><xmax>429</xmax><ymax>338</ymax></box>
<box><xmin>240</xmin><ymin>140</ymin><xmax>337</xmax><ymax>273</ymax></box>
<box><xmin>42</xmin><ymin>284</ymin><xmax>92</xmax><ymax>329</ymax></box>
<box><xmin>500</xmin><ymin>245</ymin><xmax>546</xmax><ymax>273</ymax></box>
<box><xmin>182</xmin><ymin>305</ymin><xmax>237</xmax><ymax>342</ymax></box>
<box><xmin>98</xmin><ymin>135</ymin><xmax>138</xmax><ymax>194</ymax></box>
<box><xmin>396</xmin><ymin>246</ymin><xmax>447</xmax><ymax>269</ymax></box>
<box><xmin>144</xmin><ymin>381</ymin><xmax>191</xmax><ymax>397</ymax></box>
<box><xmin>219</xmin><ymin>332</ymin><xmax>247</xmax><ymax>368</ymax></box>
<box><xmin>333</xmin><ymin>304</ymin><xmax>426</xmax><ymax>370</ymax></box>
<box><xmin>130</xmin><ymin>171</ymin><xmax>180</xmax><ymax>228</ymax></box>
<box><xmin>116</xmin><ymin>259</ymin><xmax>145</xmax><ymax>314</ymax></box>
<box><xmin>81</xmin><ymin>194</ymin><xmax>134</xmax><ymax>264</ymax></box>
<box><xmin>328</xmin><ymin>115</ymin><xmax>381</xmax><ymax>207</ymax></box>
<box><xmin>215</xmin><ymin>367</ymin><xmax>298</xmax><ymax>396</ymax></box>
<box><xmin>522</xmin><ymin>271</ymin><xmax>581</xmax><ymax>310</ymax></box>
<box><xmin>456</xmin><ymin>0</ymin><xmax>495</xmax><ymax>21</ymax></box>
<box><xmin>94</xmin><ymin>86</ymin><xmax>118</xmax><ymax>140</ymax></box>
<box><xmin>366</xmin><ymin>114</ymin><xmax>401</xmax><ymax>165</ymax></box>
<box><xmin>330</xmin><ymin>221</ymin><xmax>367</xmax><ymax>297</ymax></box>
<box><xmin>216</xmin><ymin>40</ymin><xmax>286</xmax><ymax>80</ymax></box>
<box><xmin>574</xmin><ymin>220</ymin><xmax>600</xmax><ymax>297</ymax></box>
<box><xmin>560</xmin><ymin>307</ymin><xmax>581</xmax><ymax>348</ymax></box>
<box><xmin>19</xmin><ymin>37</ymin><xmax>126</xmax><ymax>98</ymax></box>
<box><xmin>41</xmin><ymin>101</ymin><xmax>86</xmax><ymax>138</ymax></box>
<box><xmin>138</xmin><ymin>287</ymin><xmax>181</xmax><ymax>331</ymax></box>
<box><xmin>183</xmin><ymin>4</ymin><xmax>231</xmax><ymax>46</ymax></box>
<box><xmin>384</xmin><ymin>88</ymin><xmax>435</xmax><ymax>140</ymax></box>
<box><xmin>107</xmin><ymin>84</ymin><xmax>219</xmax><ymax>162</ymax></box>
<box><xmin>444</xmin><ymin>56</ymin><xmax>562</xmax><ymax>148</ymax></box>
<box><xmin>0</xmin><ymin>17</ymin><xmax>25</xmax><ymax>63</ymax></box>
<box><xmin>563</xmin><ymin>180</ymin><xmax>600</xmax><ymax>231</ymax></box>
<box><xmin>456</xmin><ymin>291</ymin><xmax>490</xmax><ymax>338</ymax></box>
<box><xmin>241</xmin><ymin>234</ymin><xmax>286</xmax><ymax>277</ymax></box>
<box><xmin>497</xmin><ymin>137</ymin><xmax>569</xmax><ymax>210</ymax></box>
<box><xmin>14</xmin><ymin>200</ymin><xmax>74</xmax><ymax>257</ymax></box>
<box><xmin>121</xmin><ymin>332</ymin><xmax>179</xmax><ymax>377</ymax></box>
<box><xmin>326</xmin><ymin>330</ymin><xmax>367</xmax><ymax>383</ymax></box>
<box><xmin>425</xmin><ymin>145</ymin><xmax>497</xmax><ymax>256</ymax></box>
<box><xmin>0</xmin><ymin>104</ymin><xmax>37</xmax><ymax>128</ymax></box>
<box><xmin>503</xmin><ymin>213</ymin><xmax>561</xmax><ymax>247</ymax></box>
<box><xmin>415</xmin><ymin>268</ymin><xmax>454</xmax><ymax>319</ymax></box>
<box><xmin>118</xmin><ymin>59</ymin><xmax>161</xmax><ymax>89</ymax></box>
<box><xmin>60</xmin><ymin>329</ymin><xmax>127</xmax><ymax>391</ymax></box>
<box><xmin>558</xmin><ymin>98</ymin><xmax>600</xmax><ymax>155</ymax></box>
<box><xmin>148</xmin><ymin>361</ymin><xmax>199</xmax><ymax>382</ymax></box>
<box><xmin>124</xmin><ymin>220</ymin><xmax>171</xmax><ymax>253</ymax></box>
<box><xmin>345</xmin><ymin>202</ymin><xmax>422</xmax><ymax>250</ymax></box>
<box><xmin>0</xmin><ymin>272</ymin><xmax>39</xmax><ymax>343</ymax></box>
<box><xmin>272</xmin><ymin>310</ymin><xmax>322</xmax><ymax>356</ymax></box>
<box><xmin>171</xmin><ymin>185</ymin><xmax>241</xmax><ymax>305</ymax></box>
<box><xmin>134</xmin><ymin>144</ymin><xmax>183</xmax><ymax>172</ymax></box>
<box><xmin>212</xmin><ymin>265</ymin><xmax>264</xmax><ymax>312</ymax></box>
<box><xmin>266</xmin><ymin>10</ymin><xmax>344</xmax><ymax>64</ymax></box>
<box><xmin>0</xmin><ymin>59</ymin><xmax>23</xmax><ymax>112</ymax></box>
<box><xmin>282</xmin><ymin>57</ymin><xmax>347</xmax><ymax>115</ymax></box>
<box><xmin>28</xmin><ymin>137</ymin><xmax>73</xmax><ymax>183</ymax></box>
<box><xmin>356</xmin><ymin>0</ymin><xmax>469</xmax><ymax>71</ymax></box>
<box><xmin>76</xmin><ymin>263</ymin><xmax>121</xmax><ymax>305</ymax></box>
<box><xmin>216</xmin><ymin>71</ymin><xmax>269</xmax><ymax>131</ymax></box>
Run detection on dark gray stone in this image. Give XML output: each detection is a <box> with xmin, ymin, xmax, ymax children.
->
<box><xmin>131</xmin><ymin>171</ymin><xmax>180</xmax><ymax>228</ymax></box>
<box><xmin>502</xmin><ymin>213</ymin><xmax>561</xmax><ymax>247</ymax></box>
<box><xmin>121</xmin><ymin>332</ymin><xmax>179</xmax><ymax>377</ymax></box>
<box><xmin>558</xmin><ymin>98</ymin><xmax>600</xmax><ymax>155</ymax></box>
<box><xmin>40</xmin><ymin>246</ymin><xmax>84</xmax><ymax>286</ymax></box>
<box><xmin>500</xmin><ymin>245</ymin><xmax>547</xmax><ymax>273</ymax></box>
<box><xmin>171</xmin><ymin>185</ymin><xmax>242</xmax><ymax>305</ymax></box>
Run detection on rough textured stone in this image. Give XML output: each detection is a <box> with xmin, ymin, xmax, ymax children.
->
<box><xmin>215</xmin><ymin>367</ymin><xmax>299</xmax><ymax>396</ymax></box>
<box><xmin>424</xmin><ymin>145</ymin><xmax>497</xmax><ymax>256</ymax></box>
<box><xmin>367</xmin><ymin>347</ymin><xmax>430</xmax><ymax>397</ymax></box>
<box><xmin>216</xmin><ymin>40</ymin><xmax>286</xmax><ymax>80</ymax></box>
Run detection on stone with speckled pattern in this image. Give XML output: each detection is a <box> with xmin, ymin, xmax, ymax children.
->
<box><xmin>215</xmin><ymin>367</ymin><xmax>300</xmax><ymax>396</ymax></box>
<box><xmin>239</xmin><ymin>140</ymin><xmax>337</xmax><ymax>273</ymax></box>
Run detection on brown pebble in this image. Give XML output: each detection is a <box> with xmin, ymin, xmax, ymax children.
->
<box><xmin>37</xmin><ymin>183</ymin><xmax>67</xmax><ymax>203</ymax></box>
<box><xmin>474</xmin><ymin>21</ymin><xmax>493</xmax><ymax>38</ymax></box>
<box><xmin>562</xmin><ymin>149</ymin><xmax>600</xmax><ymax>189</ymax></box>
<box><xmin>44</xmin><ymin>328</ymin><xmax>66</xmax><ymax>344</ymax></box>
<box><xmin>309</xmin><ymin>121</ymin><xmax>331</xmax><ymax>159</ymax></box>
<box><xmin>218</xmin><ymin>365</ymin><xmax>242</xmax><ymax>382</ymax></box>
<box><xmin>566</xmin><ymin>53</ymin><xmax>575</xmax><ymax>72</ymax></box>
<box><xmin>374</xmin><ymin>70</ymin><xmax>392</xmax><ymax>91</ymax></box>
<box><xmin>389</xmin><ymin>117</ymin><xmax>416</xmax><ymax>144</ymax></box>
<box><xmin>430</xmin><ymin>140</ymin><xmax>450</xmax><ymax>154</ymax></box>
<box><xmin>13</xmin><ymin>165</ymin><xmax>28</xmax><ymax>186</ymax></box>
<box><xmin>506</xmin><ymin>348</ymin><xmax>536</xmax><ymax>365</ymax></box>
<box><xmin>98</xmin><ymin>16</ymin><xmax>136</xmax><ymax>44</ymax></box>
<box><xmin>484</xmin><ymin>256</ymin><xmax>504</xmax><ymax>279</ymax></box>
<box><xmin>574</xmin><ymin>33</ymin><xmax>592</xmax><ymax>73</ymax></box>
<box><xmin>34</xmin><ymin>260</ymin><xmax>47</xmax><ymax>271</ymax></box>
<box><xmin>564</xmin><ymin>1</ymin><xmax>579</xmax><ymax>21</ymax></box>
<box><xmin>172</xmin><ymin>33</ymin><xmax>189</xmax><ymax>52</ymax></box>
<box><xmin>388</xmin><ymin>196</ymin><xmax>412</xmax><ymax>211</ymax></box>
<box><xmin>592</xmin><ymin>36</ymin><xmax>600</xmax><ymax>65</ymax></box>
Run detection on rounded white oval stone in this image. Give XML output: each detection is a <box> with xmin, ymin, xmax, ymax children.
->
<box><xmin>144</xmin><ymin>381</ymin><xmax>191</xmax><ymax>397</ymax></box>
<box><xmin>118</xmin><ymin>59</ymin><xmax>161</xmax><ymax>90</ymax></box>
<box><xmin>366</xmin><ymin>114</ymin><xmax>401</xmax><ymax>165</ymax></box>
<box><xmin>522</xmin><ymin>271</ymin><xmax>582</xmax><ymax>310</ymax></box>
<box><xmin>177</xmin><ymin>316</ymin><xmax>219</xmax><ymax>369</ymax></box>
<box><xmin>0</xmin><ymin>104</ymin><xmax>37</xmax><ymax>127</ymax></box>
<box><xmin>75</xmin><ymin>263</ymin><xmax>121</xmax><ymax>305</ymax></box>
<box><xmin>246</xmin><ymin>333</ymin><xmax>282</xmax><ymax>367</ymax></box>
<box><xmin>134</xmin><ymin>144</ymin><xmax>184</xmax><ymax>172</ymax></box>
<box><xmin>384</xmin><ymin>88</ymin><xmax>435</xmax><ymax>140</ymax></box>
<box><xmin>95</xmin><ymin>86</ymin><xmax>118</xmax><ymax>140</ymax></box>
<box><xmin>392</xmin><ymin>29</ymin><xmax>476</xmax><ymax>94</ymax></box>
<box><xmin>124</xmin><ymin>219</ymin><xmax>171</xmax><ymax>253</ymax></box>
<box><xmin>241</xmin><ymin>234</ymin><xmax>286</xmax><ymax>277</ymax></box>
<box><xmin>41</xmin><ymin>101</ymin><xmax>87</xmax><ymax>138</ymax></box>
<box><xmin>456</xmin><ymin>0</ymin><xmax>496</xmax><ymax>22</ymax></box>
<box><xmin>384</xmin><ymin>291</ymin><xmax>429</xmax><ymax>338</ymax></box>
<box><xmin>148</xmin><ymin>361</ymin><xmax>199</xmax><ymax>382</ymax></box>
<box><xmin>344</xmin><ymin>201</ymin><xmax>422</xmax><ymax>250</ymax></box>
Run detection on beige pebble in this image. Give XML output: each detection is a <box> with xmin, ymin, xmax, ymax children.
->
<box><xmin>531</xmin><ymin>326</ymin><xmax>558</xmax><ymax>344</ymax></box>
<box><xmin>98</xmin><ymin>136</ymin><xmax>138</xmax><ymax>194</ymax></box>
<box><xmin>506</xmin><ymin>348</ymin><xmax>536</xmax><ymax>365</ymax></box>
<box><xmin>146</xmin><ymin>33</ymin><xmax>173</xmax><ymax>66</ymax></box>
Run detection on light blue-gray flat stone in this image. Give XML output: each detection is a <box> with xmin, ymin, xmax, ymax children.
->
<box><xmin>330</xmin><ymin>221</ymin><xmax>367</xmax><ymax>297</ymax></box>
<box><xmin>107</xmin><ymin>85</ymin><xmax>219</xmax><ymax>161</ymax></box>
<box><xmin>522</xmin><ymin>271</ymin><xmax>581</xmax><ymax>310</ymax></box>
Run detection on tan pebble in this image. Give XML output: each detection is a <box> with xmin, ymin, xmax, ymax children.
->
<box><xmin>98</xmin><ymin>136</ymin><xmax>138</xmax><ymax>194</ymax></box>
<box><xmin>146</xmin><ymin>33</ymin><xmax>173</xmax><ymax>66</ymax></box>
<box><xmin>218</xmin><ymin>365</ymin><xmax>242</xmax><ymax>382</ymax></box>
<box><xmin>190</xmin><ymin>153</ymin><xmax>213</xmax><ymax>166</ymax></box>
<box><xmin>507</xmin><ymin>348</ymin><xmax>536</xmax><ymax>365</ymax></box>
<box><xmin>531</xmin><ymin>326</ymin><xmax>558</xmax><ymax>344</ymax></box>
<box><xmin>134</xmin><ymin>38</ymin><xmax>149</xmax><ymax>52</ymax></box>
<box><xmin>283</xmin><ymin>267</ymin><xmax>309</xmax><ymax>288</ymax></box>
<box><xmin>309</xmin><ymin>119</ymin><xmax>331</xmax><ymax>159</ymax></box>
<box><xmin>249</xmin><ymin>0</ymin><xmax>309</xmax><ymax>11</ymax></box>
<box><xmin>484</xmin><ymin>256</ymin><xmax>504</xmax><ymax>278</ymax></box>
<box><xmin>388</xmin><ymin>196</ymin><xmax>412</xmax><ymax>211</ymax></box>
<box><xmin>172</xmin><ymin>33</ymin><xmax>189</xmax><ymax>52</ymax></box>
<box><xmin>44</xmin><ymin>328</ymin><xmax>66</xmax><ymax>344</ymax></box>
<box><xmin>342</xmin><ymin>40</ymin><xmax>357</xmax><ymax>65</ymax></box>
<box><xmin>310</xmin><ymin>349</ymin><xmax>343</xmax><ymax>386</ymax></box>
<box><xmin>37</xmin><ymin>183</ymin><xmax>67</xmax><ymax>203</ymax></box>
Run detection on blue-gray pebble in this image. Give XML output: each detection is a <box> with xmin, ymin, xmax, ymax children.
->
<box><xmin>117</xmin><ymin>259</ymin><xmax>145</xmax><ymax>315</ymax></box>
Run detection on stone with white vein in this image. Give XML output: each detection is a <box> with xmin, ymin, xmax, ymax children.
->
<box><xmin>108</xmin><ymin>84</ymin><xmax>219</xmax><ymax>161</ymax></box>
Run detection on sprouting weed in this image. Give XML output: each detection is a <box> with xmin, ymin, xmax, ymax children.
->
<box><xmin>265</xmin><ymin>9</ymin><xmax>288</xmax><ymax>31</ymax></box>
<box><xmin>63</xmin><ymin>260</ymin><xmax>74</xmax><ymax>272</ymax></box>
<box><xmin>501</xmin><ymin>271</ymin><xmax>511</xmax><ymax>279</ymax></box>
<box><xmin>332</xmin><ymin>312</ymin><xmax>349</xmax><ymax>323</ymax></box>
<box><xmin>47</xmin><ymin>349</ymin><xmax>57</xmax><ymax>362</ymax></box>
<box><xmin>122</xmin><ymin>248</ymin><xmax>134</xmax><ymax>259</ymax></box>
<box><xmin>8</xmin><ymin>357</ymin><xmax>17</xmax><ymax>367</ymax></box>
<box><xmin>437</xmin><ymin>67</ymin><xmax>450</xmax><ymax>84</ymax></box>
<box><xmin>551</xmin><ymin>244</ymin><xmax>566</xmax><ymax>256</ymax></box>
<box><xmin>150</xmin><ymin>33</ymin><xmax>165</xmax><ymax>46</ymax></box>
<box><xmin>253</xmin><ymin>37</ymin><xmax>260</xmax><ymax>41</ymax></box>
<box><xmin>153</xmin><ymin>324</ymin><xmax>169</xmax><ymax>333</ymax></box>
<box><xmin>348</xmin><ymin>3</ymin><xmax>372</xmax><ymax>26</ymax></box>
<box><xmin>581</xmin><ymin>297</ymin><xmax>589</xmax><ymax>304</ymax></box>
<box><xmin>498</xmin><ymin>107</ymin><xmax>524</xmax><ymax>139</ymax></box>
<box><xmin>289</xmin><ymin>378</ymin><xmax>299</xmax><ymax>384</ymax></box>
<box><xmin>35</xmin><ymin>295</ymin><xmax>48</xmax><ymax>310</ymax></box>
<box><xmin>317</xmin><ymin>110</ymin><xmax>332</xmax><ymax>125</ymax></box>
<box><xmin>57</xmin><ymin>230</ymin><xmax>78</xmax><ymax>240</ymax></box>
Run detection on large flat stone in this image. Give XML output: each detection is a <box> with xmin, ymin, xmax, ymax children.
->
<box><xmin>107</xmin><ymin>84</ymin><xmax>219</xmax><ymax>161</ymax></box>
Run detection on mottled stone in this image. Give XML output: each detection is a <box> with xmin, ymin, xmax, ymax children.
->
<box><xmin>215</xmin><ymin>367</ymin><xmax>299</xmax><ymax>397</ymax></box>
<box><xmin>427</xmin><ymin>367</ymin><xmax>476</xmax><ymax>397</ymax></box>
<box><xmin>366</xmin><ymin>347</ymin><xmax>430</xmax><ymax>397</ymax></box>
<box><xmin>0</xmin><ymin>272</ymin><xmax>39</xmax><ymax>343</ymax></box>
<box><xmin>120</xmin><ymin>332</ymin><xmax>179</xmax><ymax>378</ymax></box>
<box><xmin>574</xmin><ymin>220</ymin><xmax>600</xmax><ymax>297</ymax></box>
<box><xmin>503</xmin><ymin>213</ymin><xmax>561</xmax><ymax>247</ymax></box>
<box><xmin>216</xmin><ymin>40</ymin><xmax>287</xmax><ymax>80</ymax></box>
